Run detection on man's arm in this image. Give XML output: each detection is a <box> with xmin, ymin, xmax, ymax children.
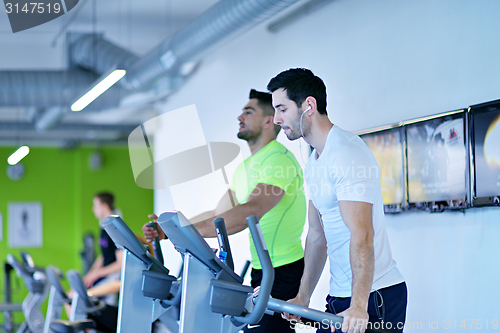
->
<box><xmin>142</xmin><ymin>184</ymin><xmax>283</xmax><ymax>240</ymax></box>
<box><xmin>190</xmin><ymin>189</ymin><xmax>238</xmax><ymax>224</ymax></box>
<box><xmin>283</xmin><ymin>201</ymin><xmax>327</xmax><ymax>319</ymax></box>
<box><xmin>82</xmin><ymin>250</ymin><xmax>123</xmax><ymax>288</ymax></box>
<box><xmin>337</xmin><ymin>200</ymin><xmax>374</xmax><ymax>333</ymax></box>
<box><xmin>194</xmin><ymin>183</ymin><xmax>284</xmax><ymax>237</ymax></box>
<box><xmin>86</xmin><ymin>280</ymin><xmax>121</xmax><ymax>298</ymax></box>
<box><xmin>85</xmin><ymin>254</ymin><xmax>104</xmax><ymax>274</ymax></box>
<box><xmin>142</xmin><ymin>214</ymin><xmax>165</xmax><ymax>242</ymax></box>
<box><xmin>142</xmin><ymin>189</ymin><xmax>237</xmax><ymax>242</ymax></box>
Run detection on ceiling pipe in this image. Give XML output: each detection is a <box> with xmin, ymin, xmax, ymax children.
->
<box><xmin>0</xmin><ymin>122</ymin><xmax>138</xmax><ymax>144</ymax></box>
<box><xmin>0</xmin><ymin>69</ymin><xmax>123</xmax><ymax>130</ymax></box>
<box><xmin>0</xmin><ymin>122</ymin><xmax>138</xmax><ymax>132</ymax></box>
<box><xmin>0</xmin><ymin>69</ymin><xmax>122</xmax><ymax>110</ymax></box>
<box><xmin>64</xmin><ymin>0</ymin><xmax>303</xmax><ymax>91</ymax></box>
<box><xmin>0</xmin><ymin>70</ymin><xmax>92</xmax><ymax>107</ymax></box>
<box><xmin>70</xmin><ymin>34</ymin><xmax>139</xmax><ymax>76</ymax></box>
<box><xmin>35</xmin><ymin>107</ymin><xmax>65</xmax><ymax>131</ymax></box>
<box><xmin>123</xmin><ymin>0</ymin><xmax>302</xmax><ymax>90</ymax></box>
<box><xmin>0</xmin><ymin>0</ymin><xmax>302</xmax><ymax>135</ymax></box>
<box><xmin>1</xmin><ymin>0</ymin><xmax>301</xmax><ymax>104</ymax></box>
<box><xmin>24</xmin><ymin>107</ymin><xmax>39</xmax><ymax>122</ymax></box>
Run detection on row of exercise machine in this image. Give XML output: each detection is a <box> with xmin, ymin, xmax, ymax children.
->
<box><xmin>5</xmin><ymin>212</ymin><xmax>395</xmax><ymax>333</ymax></box>
<box><xmin>1</xmin><ymin>234</ymin><xmax>97</xmax><ymax>333</ymax></box>
<box><xmin>1</xmin><ymin>253</ymin><xmax>35</xmax><ymax>333</ymax></box>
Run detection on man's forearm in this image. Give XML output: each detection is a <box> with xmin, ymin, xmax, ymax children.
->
<box><xmin>190</xmin><ymin>210</ymin><xmax>216</xmax><ymax>224</ymax></box>
<box><xmin>88</xmin><ymin>255</ymin><xmax>103</xmax><ymax>273</ymax></box>
<box><xmin>193</xmin><ymin>201</ymin><xmax>260</xmax><ymax>237</ymax></box>
<box><xmin>296</xmin><ymin>229</ymin><xmax>327</xmax><ymax>303</ymax></box>
<box><xmin>349</xmin><ymin>234</ymin><xmax>374</xmax><ymax>310</ymax></box>
<box><xmin>87</xmin><ymin>280</ymin><xmax>121</xmax><ymax>298</ymax></box>
<box><xmin>95</xmin><ymin>259</ymin><xmax>122</xmax><ymax>279</ymax></box>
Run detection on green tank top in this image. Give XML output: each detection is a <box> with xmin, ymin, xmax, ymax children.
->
<box><xmin>230</xmin><ymin>140</ymin><xmax>306</xmax><ymax>269</ymax></box>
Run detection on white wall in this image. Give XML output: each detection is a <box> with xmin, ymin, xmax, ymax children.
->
<box><xmin>154</xmin><ymin>0</ymin><xmax>500</xmax><ymax>331</ymax></box>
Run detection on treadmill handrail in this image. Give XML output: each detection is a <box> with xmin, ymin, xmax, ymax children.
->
<box><xmin>267</xmin><ymin>294</ymin><xmax>399</xmax><ymax>333</ymax></box>
<box><xmin>45</xmin><ymin>266</ymin><xmax>70</xmax><ymax>300</ymax></box>
<box><xmin>267</xmin><ymin>298</ymin><xmax>341</xmax><ymax>326</ymax></box>
<box><xmin>102</xmin><ymin>216</ymin><xmax>170</xmax><ymax>275</ymax></box>
<box><xmin>146</xmin><ymin>222</ymin><xmax>164</xmax><ymax>265</ymax></box>
<box><xmin>214</xmin><ymin>218</ymin><xmax>234</xmax><ymax>271</ymax></box>
<box><xmin>157</xmin><ymin>211</ymin><xmax>242</xmax><ymax>283</ymax></box>
<box><xmin>66</xmin><ymin>270</ymin><xmax>95</xmax><ymax>309</ymax></box>
<box><xmin>6</xmin><ymin>254</ymin><xmax>32</xmax><ymax>280</ymax></box>
<box><xmin>234</xmin><ymin>215</ymin><xmax>273</xmax><ymax>324</ymax></box>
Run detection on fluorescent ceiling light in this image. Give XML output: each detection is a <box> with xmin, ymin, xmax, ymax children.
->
<box><xmin>71</xmin><ymin>69</ymin><xmax>126</xmax><ymax>112</ymax></box>
<box><xmin>8</xmin><ymin>146</ymin><xmax>30</xmax><ymax>165</ymax></box>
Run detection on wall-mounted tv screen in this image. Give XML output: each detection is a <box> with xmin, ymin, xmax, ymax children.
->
<box><xmin>471</xmin><ymin>101</ymin><xmax>500</xmax><ymax>204</ymax></box>
<box><xmin>360</xmin><ymin>128</ymin><xmax>404</xmax><ymax>210</ymax></box>
<box><xmin>406</xmin><ymin>111</ymin><xmax>467</xmax><ymax>207</ymax></box>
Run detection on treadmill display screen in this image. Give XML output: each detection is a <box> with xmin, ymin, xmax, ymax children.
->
<box><xmin>360</xmin><ymin>128</ymin><xmax>404</xmax><ymax>206</ymax></box>
<box><xmin>473</xmin><ymin>108</ymin><xmax>500</xmax><ymax>198</ymax></box>
<box><xmin>406</xmin><ymin>113</ymin><xmax>466</xmax><ymax>203</ymax></box>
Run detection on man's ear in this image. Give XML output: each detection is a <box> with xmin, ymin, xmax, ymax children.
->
<box><xmin>263</xmin><ymin>116</ymin><xmax>274</xmax><ymax>129</ymax></box>
<box><xmin>304</xmin><ymin>96</ymin><xmax>318</xmax><ymax>114</ymax></box>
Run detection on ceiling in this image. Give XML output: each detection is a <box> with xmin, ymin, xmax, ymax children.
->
<box><xmin>0</xmin><ymin>0</ymin><xmax>324</xmax><ymax>148</ymax></box>
<box><xmin>0</xmin><ymin>0</ymin><xmax>221</xmax><ymax>147</ymax></box>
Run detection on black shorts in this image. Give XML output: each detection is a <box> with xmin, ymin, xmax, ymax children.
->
<box><xmin>250</xmin><ymin>257</ymin><xmax>304</xmax><ymax>300</ymax></box>
<box><xmin>243</xmin><ymin>258</ymin><xmax>304</xmax><ymax>333</ymax></box>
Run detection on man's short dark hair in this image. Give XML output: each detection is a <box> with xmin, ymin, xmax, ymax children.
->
<box><xmin>267</xmin><ymin>68</ymin><xmax>327</xmax><ymax>115</ymax></box>
<box><xmin>249</xmin><ymin>89</ymin><xmax>281</xmax><ymax>134</ymax></box>
<box><xmin>95</xmin><ymin>192</ymin><xmax>115</xmax><ymax>211</ymax></box>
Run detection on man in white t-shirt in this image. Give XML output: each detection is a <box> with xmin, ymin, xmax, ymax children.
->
<box><xmin>267</xmin><ymin>68</ymin><xmax>407</xmax><ymax>333</ymax></box>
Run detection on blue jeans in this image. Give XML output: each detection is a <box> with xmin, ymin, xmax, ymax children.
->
<box><xmin>317</xmin><ymin>282</ymin><xmax>407</xmax><ymax>332</ymax></box>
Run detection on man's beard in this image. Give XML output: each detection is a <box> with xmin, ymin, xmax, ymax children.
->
<box><xmin>237</xmin><ymin>127</ymin><xmax>262</xmax><ymax>142</ymax></box>
<box><xmin>283</xmin><ymin>116</ymin><xmax>303</xmax><ymax>141</ymax></box>
<box><xmin>283</xmin><ymin>126</ymin><xmax>301</xmax><ymax>140</ymax></box>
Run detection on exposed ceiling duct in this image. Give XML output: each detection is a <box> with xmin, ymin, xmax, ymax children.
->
<box><xmin>35</xmin><ymin>107</ymin><xmax>65</xmax><ymax>131</ymax></box>
<box><xmin>0</xmin><ymin>0</ymin><xmax>301</xmax><ymax>142</ymax></box>
<box><xmin>67</xmin><ymin>0</ymin><xmax>302</xmax><ymax>91</ymax></box>
<box><xmin>123</xmin><ymin>0</ymin><xmax>302</xmax><ymax>90</ymax></box>
<box><xmin>0</xmin><ymin>122</ymin><xmax>137</xmax><ymax>146</ymax></box>
<box><xmin>0</xmin><ymin>69</ymin><xmax>123</xmax><ymax>131</ymax></box>
<box><xmin>69</xmin><ymin>34</ymin><xmax>139</xmax><ymax>76</ymax></box>
<box><xmin>0</xmin><ymin>69</ymin><xmax>122</xmax><ymax>109</ymax></box>
<box><xmin>0</xmin><ymin>122</ymin><xmax>138</xmax><ymax>132</ymax></box>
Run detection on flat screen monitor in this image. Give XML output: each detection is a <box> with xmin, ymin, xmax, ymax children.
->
<box><xmin>360</xmin><ymin>127</ymin><xmax>404</xmax><ymax>211</ymax></box>
<box><xmin>471</xmin><ymin>101</ymin><xmax>500</xmax><ymax>204</ymax></box>
<box><xmin>406</xmin><ymin>111</ymin><xmax>467</xmax><ymax>208</ymax></box>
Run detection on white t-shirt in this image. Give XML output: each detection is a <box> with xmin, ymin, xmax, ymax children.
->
<box><xmin>305</xmin><ymin>125</ymin><xmax>404</xmax><ymax>297</ymax></box>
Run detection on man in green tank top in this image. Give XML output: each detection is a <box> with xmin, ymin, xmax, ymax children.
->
<box><xmin>144</xmin><ymin>89</ymin><xmax>306</xmax><ymax>332</ymax></box>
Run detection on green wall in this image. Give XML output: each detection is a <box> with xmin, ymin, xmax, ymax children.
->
<box><xmin>0</xmin><ymin>146</ymin><xmax>153</xmax><ymax>321</ymax></box>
